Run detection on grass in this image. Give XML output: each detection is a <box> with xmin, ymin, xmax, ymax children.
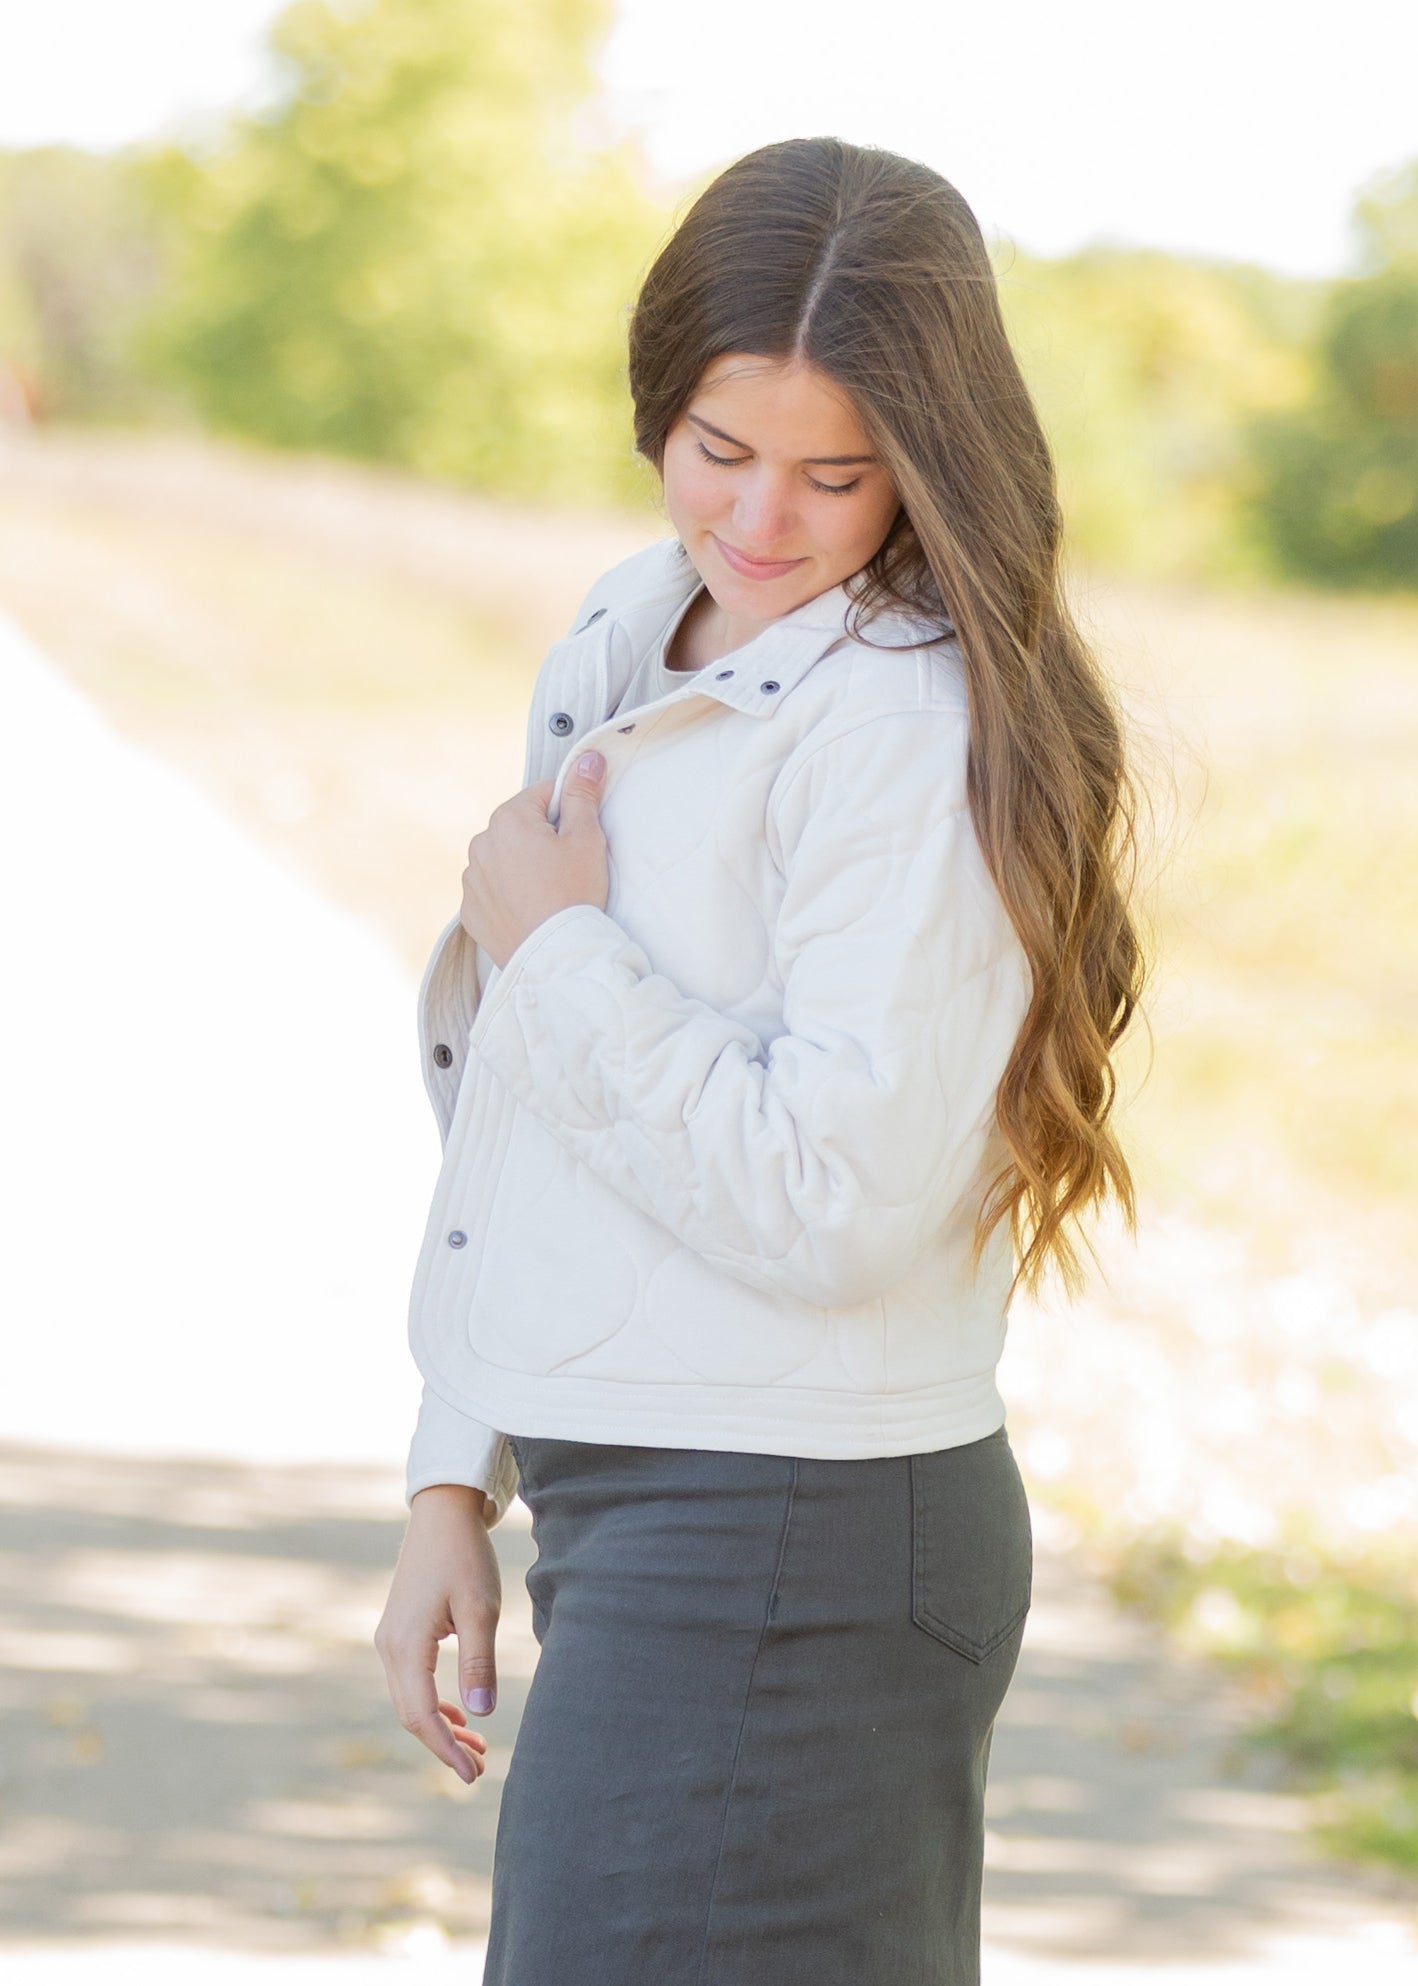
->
<box><xmin>1105</xmin><ymin>1524</ymin><xmax>1418</xmax><ymax>1879</ymax></box>
<box><xmin>1083</xmin><ymin>573</ymin><xmax>1418</xmax><ymax>1292</ymax></box>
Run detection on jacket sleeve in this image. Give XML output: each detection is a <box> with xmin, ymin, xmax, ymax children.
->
<box><xmin>404</xmin><ymin>1382</ymin><xmax>521</xmax><ymax>1527</ymax></box>
<box><xmin>465</xmin><ymin>707</ymin><xmax>1033</xmax><ymax>1308</ymax></box>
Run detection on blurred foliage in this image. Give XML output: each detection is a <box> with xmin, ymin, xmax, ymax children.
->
<box><xmin>1108</xmin><ymin>1522</ymin><xmax>1418</xmax><ymax>1878</ymax></box>
<box><xmin>997</xmin><ymin>243</ymin><xmax>1322</xmax><ymax>582</ymax></box>
<box><xmin>136</xmin><ymin>0</ymin><xmax>667</xmax><ymax>504</ymax></box>
<box><xmin>0</xmin><ymin>145</ymin><xmax>184</xmax><ymax>421</ymax></box>
<box><xmin>1245</xmin><ymin>160</ymin><xmax>1418</xmax><ymax>589</ymax></box>
<box><xmin>0</xmin><ymin>0</ymin><xmax>1413</xmax><ymax>582</ymax></box>
<box><xmin>1353</xmin><ymin>157</ymin><xmax>1418</xmax><ymax>272</ymax></box>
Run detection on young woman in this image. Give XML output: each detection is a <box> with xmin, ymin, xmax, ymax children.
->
<box><xmin>375</xmin><ymin>135</ymin><xmax>1143</xmax><ymax>1984</ymax></box>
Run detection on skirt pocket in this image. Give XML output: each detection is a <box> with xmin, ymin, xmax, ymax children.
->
<box><xmin>909</xmin><ymin>1426</ymin><xmax>1033</xmax><ymax>1662</ymax></box>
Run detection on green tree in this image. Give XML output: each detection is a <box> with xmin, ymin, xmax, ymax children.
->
<box><xmin>1246</xmin><ymin>160</ymin><xmax>1418</xmax><ymax>590</ymax></box>
<box><xmin>996</xmin><ymin>242</ymin><xmax>1321</xmax><ymax>583</ymax></box>
<box><xmin>141</xmin><ymin>0</ymin><xmax>667</xmax><ymax>503</ymax></box>
<box><xmin>0</xmin><ymin>144</ymin><xmax>181</xmax><ymax>421</ymax></box>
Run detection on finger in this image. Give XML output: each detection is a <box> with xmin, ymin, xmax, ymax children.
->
<box><xmin>555</xmin><ymin>752</ymin><xmax>606</xmax><ymax>835</ymax></box>
<box><xmin>514</xmin><ymin>776</ymin><xmax>555</xmax><ymax>824</ymax></box>
<box><xmin>412</xmin><ymin>1703</ymin><xmax>478</xmax><ymax>1782</ymax></box>
<box><xmin>378</xmin><ymin>1637</ymin><xmax>479</xmax><ymax>1785</ymax></box>
<box><xmin>456</xmin><ymin>1606</ymin><xmax>499</xmax><ymax>1719</ymax></box>
<box><xmin>496</xmin><ymin>777</ymin><xmax>554</xmax><ymax>816</ymax></box>
<box><xmin>438</xmin><ymin>1700</ymin><xmax>490</xmax><ymax>1752</ymax></box>
<box><xmin>452</xmin><ymin>1730</ymin><xmax>488</xmax><ymax>1768</ymax></box>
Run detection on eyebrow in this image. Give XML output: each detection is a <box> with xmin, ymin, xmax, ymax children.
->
<box><xmin>687</xmin><ymin>412</ymin><xmax>878</xmax><ymax>467</ymax></box>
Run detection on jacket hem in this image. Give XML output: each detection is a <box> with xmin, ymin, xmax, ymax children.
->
<box><xmin>419</xmin><ymin>1353</ymin><xmax>1009</xmax><ymax>1459</ymax></box>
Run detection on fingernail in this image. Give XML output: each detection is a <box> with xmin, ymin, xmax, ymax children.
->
<box><xmin>576</xmin><ymin>751</ymin><xmax>604</xmax><ymax>778</ymax></box>
<box><xmin>463</xmin><ymin>1686</ymin><xmax>495</xmax><ymax>1714</ymax></box>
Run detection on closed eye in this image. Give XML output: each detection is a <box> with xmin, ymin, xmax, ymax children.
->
<box><xmin>694</xmin><ymin>439</ymin><xmax>748</xmax><ymax>470</ymax></box>
<box><xmin>693</xmin><ymin>437</ymin><xmax>861</xmax><ymax>498</ymax></box>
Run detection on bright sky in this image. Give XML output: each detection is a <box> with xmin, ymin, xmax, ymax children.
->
<box><xmin>3</xmin><ymin>0</ymin><xmax>1414</xmax><ymax>278</ymax></box>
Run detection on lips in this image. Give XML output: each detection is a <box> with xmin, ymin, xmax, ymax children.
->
<box><xmin>713</xmin><ymin>535</ymin><xmax>806</xmax><ymax>581</ymax></box>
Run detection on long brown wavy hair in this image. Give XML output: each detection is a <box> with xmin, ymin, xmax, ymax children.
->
<box><xmin>627</xmin><ymin>135</ymin><xmax>1147</xmax><ymax>1299</ymax></box>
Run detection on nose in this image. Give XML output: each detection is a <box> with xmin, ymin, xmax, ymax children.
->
<box><xmin>731</xmin><ymin>469</ymin><xmax>797</xmax><ymax>551</ymax></box>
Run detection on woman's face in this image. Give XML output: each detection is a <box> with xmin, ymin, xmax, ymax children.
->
<box><xmin>660</xmin><ymin>353</ymin><xmax>901</xmax><ymax>620</ymax></box>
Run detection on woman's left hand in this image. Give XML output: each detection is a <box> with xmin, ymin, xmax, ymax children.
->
<box><xmin>459</xmin><ymin>751</ymin><xmax>609</xmax><ymax>970</ymax></box>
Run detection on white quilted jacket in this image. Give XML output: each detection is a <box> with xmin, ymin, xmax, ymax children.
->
<box><xmin>404</xmin><ymin>535</ymin><xmax>1033</xmax><ymax>1525</ymax></box>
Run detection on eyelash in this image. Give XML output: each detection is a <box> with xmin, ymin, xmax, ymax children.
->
<box><xmin>693</xmin><ymin>437</ymin><xmax>862</xmax><ymax>497</ymax></box>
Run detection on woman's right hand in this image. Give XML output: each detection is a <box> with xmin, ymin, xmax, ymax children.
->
<box><xmin>374</xmin><ymin>1484</ymin><xmax>502</xmax><ymax>1787</ymax></box>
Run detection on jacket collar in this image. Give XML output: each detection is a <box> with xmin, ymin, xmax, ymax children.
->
<box><xmin>588</xmin><ymin>539</ymin><xmax>953</xmax><ymax>726</ymax></box>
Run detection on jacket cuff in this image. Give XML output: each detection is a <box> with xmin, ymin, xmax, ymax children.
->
<box><xmin>469</xmin><ymin>903</ymin><xmax>611</xmax><ymax>1049</ymax></box>
<box><xmin>404</xmin><ymin>1382</ymin><xmax>520</xmax><ymax>1527</ymax></box>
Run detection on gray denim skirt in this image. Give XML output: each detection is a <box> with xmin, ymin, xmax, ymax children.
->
<box><xmin>484</xmin><ymin>1425</ymin><xmax>1032</xmax><ymax>1986</ymax></box>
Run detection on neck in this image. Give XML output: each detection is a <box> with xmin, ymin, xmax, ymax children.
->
<box><xmin>695</xmin><ymin>591</ymin><xmax>775</xmax><ymax>665</ymax></box>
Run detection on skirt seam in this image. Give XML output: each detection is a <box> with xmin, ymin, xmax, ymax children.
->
<box><xmin>694</xmin><ymin>1453</ymin><xmax>799</xmax><ymax>1983</ymax></box>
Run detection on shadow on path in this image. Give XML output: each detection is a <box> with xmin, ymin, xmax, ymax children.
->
<box><xmin>984</xmin><ymin>1522</ymin><xmax>1417</xmax><ymax>1961</ymax></box>
<box><xmin>2</xmin><ymin>1442</ymin><xmax>1414</xmax><ymax>1970</ymax></box>
<box><xmin>0</xmin><ymin>1443</ymin><xmax>535</xmax><ymax>1953</ymax></box>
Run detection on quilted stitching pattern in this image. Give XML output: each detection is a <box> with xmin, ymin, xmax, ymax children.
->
<box><xmin>405</xmin><ymin>540</ymin><xmax>1032</xmax><ymax>1497</ymax></box>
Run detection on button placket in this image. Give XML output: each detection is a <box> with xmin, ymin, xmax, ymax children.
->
<box><xmin>544</xmin><ymin>635</ymin><xmax>795</xmax><ymax>808</ymax></box>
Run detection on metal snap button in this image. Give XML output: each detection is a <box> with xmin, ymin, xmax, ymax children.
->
<box><xmin>760</xmin><ymin>679</ymin><xmax>781</xmax><ymax>694</ymax></box>
<box><xmin>447</xmin><ymin>1230</ymin><xmax>468</xmax><ymax>1249</ymax></box>
<box><xmin>432</xmin><ymin>1043</ymin><xmax>453</xmax><ymax>1068</ymax></box>
<box><xmin>715</xmin><ymin>669</ymin><xmax>734</xmax><ymax>680</ymax></box>
<box><xmin>549</xmin><ymin>711</ymin><xmax>574</xmax><ymax>736</ymax></box>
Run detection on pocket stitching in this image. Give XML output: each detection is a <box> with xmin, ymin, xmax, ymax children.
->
<box><xmin>909</xmin><ymin>1447</ymin><xmax>1033</xmax><ymax>1664</ymax></box>
<box><xmin>912</xmin><ymin>1589</ymin><xmax>1032</xmax><ymax>1663</ymax></box>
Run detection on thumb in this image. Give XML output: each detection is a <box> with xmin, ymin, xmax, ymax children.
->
<box><xmin>458</xmin><ymin>1613</ymin><xmax>498</xmax><ymax>1717</ymax></box>
<box><xmin>556</xmin><ymin>750</ymin><xmax>605</xmax><ymax>830</ymax></box>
